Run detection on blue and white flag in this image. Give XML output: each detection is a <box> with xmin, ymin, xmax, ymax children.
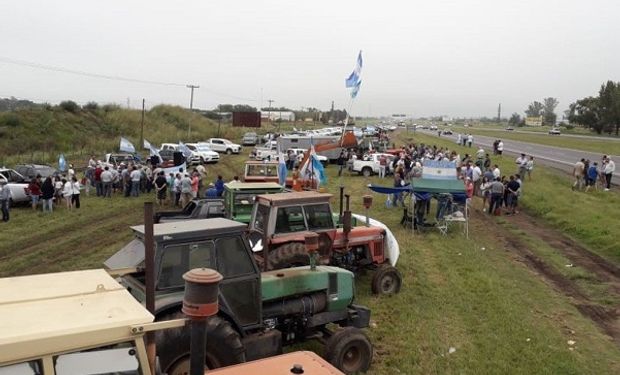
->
<box><xmin>345</xmin><ymin>51</ymin><xmax>363</xmax><ymax>88</ymax></box>
<box><xmin>144</xmin><ymin>139</ymin><xmax>163</xmax><ymax>163</ymax></box>
<box><xmin>277</xmin><ymin>147</ymin><xmax>287</xmax><ymax>186</ymax></box>
<box><xmin>351</xmin><ymin>80</ymin><xmax>362</xmax><ymax>99</ymax></box>
<box><xmin>299</xmin><ymin>145</ymin><xmax>327</xmax><ymax>188</ymax></box>
<box><xmin>120</xmin><ymin>137</ymin><xmax>135</xmax><ymax>153</ymax></box>
<box><xmin>58</xmin><ymin>154</ymin><xmax>67</xmax><ymax>172</ymax></box>
<box><xmin>178</xmin><ymin>142</ymin><xmax>193</xmax><ymax>159</ymax></box>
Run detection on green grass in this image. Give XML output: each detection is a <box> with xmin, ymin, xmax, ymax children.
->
<box><xmin>2</xmin><ymin>145</ymin><xmax>620</xmax><ymax>374</ymax></box>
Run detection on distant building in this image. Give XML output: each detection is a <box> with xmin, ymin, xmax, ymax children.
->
<box><xmin>261</xmin><ymin>111</ymin><xmax>295</xmax><ymax>121</ymax></box>
<box><xmin>525</xmin><ymin>116</ymin><xmax>543</xmax><ymax>126</ymax></box>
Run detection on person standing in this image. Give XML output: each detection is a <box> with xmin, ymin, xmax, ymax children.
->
<box><xmin>70</xmin><ymin>176</ymin><xmax>81</xmax><ymax>209</ymax></box>
<box><xmin>472</xmin><ymin>163</ymin><xmax>482</xmax><ymax>196</ymax></box>
<box><xmin>604</xmin><ymin>157</ymin><xmax>615</xmax><ymax>191</ymax></box>
<box><xmin>62</xmin><ymin>178</ymin><xmax>73</xmax><ymax>210</ymax></box>
<box><xmin>154</xmin><ymin>171</ymin><xmax>168</xmax><ymax>206</ymax></box>
<box><xmin>27</xmin><ymin>175</ymin><xmax>42</xmax><ymax>211</ymax></box>
<box><xmin>379</xmin><ymin>154</ymin><xmax>387</xmax><ymax>178</ymax></box>
<box><xmin>489</xmin><ymin>177</ymin><xmax>505</xmax><ymax>215</ymax></box>
<box><xmin>572</xmin><ymin>158</ymin><xmax>586</xmax><ymax>191</ymax></box>
<box><xmin>505</xmin><ymin>175</ymin><xmax>521</xmax><ymax>215</ymax></box>
<box><xmin>515</xmin><ymin>153</ymin><xmax>528</xmax><ymax>179</ymax></box>
<box><xmin>585</xmin><ymin>162</ymin><xmax>599</xmax><ymax>192</ymax></box>
<box><xmin>180</xmin><ymin>173</ymin><xmax>193</xmax><ymax>207</ymax></box>
<box><xmin>337</xmin><ymin>151</ymin><xmax>346</xmax><ymax>177</ymax></box>
<box><xmin>40</xmin><ymin>177</ymin><xmax>55</xmax><ymax>213</ymax></box>
<box><xmin>130</xmin><ymin>166</ymin><xmax>141</xmax><ymax>197</ymax></box>
<box><xmin>497</xmin><ymin>140</ymin><xmax>504</xmax><ymax>156</ymax></box>
<box><xmin>190</xmin><ymin>171</ymin><xmax>200</xmax><ymax>198</ymax></box>
<box><xmin>215</xmin><ymin>175</ymin><xmax>225</xmax><ymax>197</ymax></box>
<box><xmin>0</xmin><ymin>180</ymin><xmax>12</xmax><ymax>222</ymax></box>
<box><xmin>54</xmin><ymin>176</ymin><xmax>64</xmax><ymax>206</ymax></box>
<box><xmin>67</xmin><ymin>164</ymin><xmax>75</xmax><ymax>180</ymax></box>
<box><xmin>526</xmin><ymin>156</ymin><xmax>534</xmax><ymax>180</ymax></box>
<box><xmin>173</xmin><ymin>173</ymin><xmax>182</xmax><ymax>207</ymax></box>
<box><xmin>167</xmin><ymin>173</ymin><xmax>176</xmax><ymax>205</ymax></box>
<box><xmin>467</xmin><ymin>134</ymin><xmax>473</xmax><ymax>147</ymax></box>
<box><xmin>100</xmin><ymin>166</ymin><xmax>113</xmax><ymax>198</ymax></box>
<box><xmin>94</xmin><ymin>163</ymin><xmax>103</xmax><ymax>197</ymax></box>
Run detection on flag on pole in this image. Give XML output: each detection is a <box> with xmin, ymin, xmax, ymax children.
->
<box><xmin>277</xmin><ymin>147</ymin><xmax>287</xmax><ymax>186</ymax></box>
<box><xmin>351</xmin><ymin>80</ymin><xmax>362</xmax><ymax>99</ymax></box>
<box><xmin>120</xmin><ymin>137</ymin><xmax>135</xmax><ymax>153</ymax></box>
<box><xmin>178</xmin><ymin>142</ymin><xmax>193</xmax><ymax>159</ymax></box>
<box><xmin>144</xmin><ymin>139</ymin><xmax>163</xmax><ymax>163</ymax></box>
<box><xmin>345</xmin><ymin>51</ymin><xmax>363</xmax><ymax>88</ymax></box>
<box><xmin>58</xmin><ymin>154</ymin><xmax>67</xmax><ymax>172</ymax></box>
<box><xmin>299</xmin><ymin>145</ymin><xmax>327</xmax><ymax>188</ymax></box>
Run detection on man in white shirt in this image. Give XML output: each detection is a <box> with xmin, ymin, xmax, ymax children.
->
<box><xmin>497</xmin><ymin>140</ymin><xmax>504</xmax><ymax>155</ymax></box>
<box><xmin>100</xmin><ymin>166</ymin><xmax>114</xmax><ymax>198</ymax></box>
<box><xmin>129</xmin><ymin>166</ymin><xmax>142</xmax><ymax>197</ymax></box>
<box><xmin>492</xmin><ymin>164</ymin><xmax>501</xmax><ymax>180</ymax></box>
<box><xmin>472</xmin><ymin>164</ymin><xmax>482</xmax><ymax>196</ymax></box>
<box><xmin>604</xmin><ymin>157</ymin><xmax>615</xmax><ymax>191</ymax></box>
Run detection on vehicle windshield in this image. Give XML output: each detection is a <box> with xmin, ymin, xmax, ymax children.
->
<box><xmin>35</xmin><ymin>166</ymin><xmax>56</xmax><ymax>177</ymax></box>
<box><xmin>186</xmin><ymin>145</ymin><xmax>197</xmax><ymax>151</ymax></box>
<box><xmin>195</xmin><ymin>145</ymin><xmax>213</xmax><ymax>152</ymax></box>
<box><xmin>245</xmin><ymin>164</ymin><xmax>277</xmax><ymax>177</ymax></box>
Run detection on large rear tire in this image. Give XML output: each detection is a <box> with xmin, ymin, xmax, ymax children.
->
<box><xmin>155</xmin><ymin>313</ymin><xmax>245</xmax><ymax>375</ymax></box>
<box><xmin>371</xmin><ymin>264</ymin><xmax>402</xmax><ymax>295</ymax></box>
<box><xmin>267</xmin><ymin>242</ymin><xmax>309</xmax><ymax>270</ymax></box>
<box><xmin>324</xmin><ymin>327</ymin><xmax>373</xmax><ymax>374</ymax></box>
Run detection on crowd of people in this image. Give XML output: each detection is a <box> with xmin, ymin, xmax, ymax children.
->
<box><xmin>572</xmin><ymin>155</ymin><xmax>615</xmax><ymax>192</ymax></box>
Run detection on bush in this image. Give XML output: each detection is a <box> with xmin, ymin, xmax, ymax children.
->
<box><xmin>102</xmin><ymin>104</ymin><xmax>121</xmax><ymax>113</ymax></box>
<box><xmin>83</xmin><ymin>101</ymin><xmax>99</xmax><ymax>111</ymax></box>
<box><xmin>0</xmin><ymin>113</ymin><xmax>20</xmax><ymax>127</ymax></box>
<box><xmin>59</xmin><ymin>100</ymin><xmax>80</xmax><ymax>113</ymax></box>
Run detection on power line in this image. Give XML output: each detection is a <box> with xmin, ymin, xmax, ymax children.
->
<box><xmin>0</xmin><ymin>56</ymin><xmax>259</xmax><ymax>103</ymax></box>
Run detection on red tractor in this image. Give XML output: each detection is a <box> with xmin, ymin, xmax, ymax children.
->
<box><xmin>248</xmin><ymin>191</ymin><xmax>402</xmax><ymax>295</ymax></box>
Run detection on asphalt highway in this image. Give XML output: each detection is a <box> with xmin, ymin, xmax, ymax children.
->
<box><xmin>413</xmin><ymin>129</ymin><xmax>620</xmax><ymax>183</ymax></box>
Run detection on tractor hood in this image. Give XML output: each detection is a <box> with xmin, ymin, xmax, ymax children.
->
<box><xmin>261</xmin><ymin>266</ymin><xmax>354</xmax><ymax>313</ymax></box>
<box><xmin>351</xmin><ymin>213</ymin><xmax>399</xmax><ymax>266</ymax></box>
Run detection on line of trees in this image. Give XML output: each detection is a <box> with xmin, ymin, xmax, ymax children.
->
<box><xmin>568</xmin><ymin>81</ymin><xmax>620</xmax><ymax>135</ymax></box>
<box><xmin>524</xmin><ymin>97</ymin><xmax>559</xmax><ymax>126</ymax></box>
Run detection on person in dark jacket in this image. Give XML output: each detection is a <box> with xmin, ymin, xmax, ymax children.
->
<box><xmin>40</xmin><ymin>176</ymin><xmax>55</xmax><ymax>213</ymax></box>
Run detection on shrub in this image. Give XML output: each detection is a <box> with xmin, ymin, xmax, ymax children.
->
<box><xmin>102</xmin><ymin>104</ymin><xmax>121</xmax><ymax>113</ymax></box>
<box><xmin>83</xmin><ymin>101</ymin><xmax>99</xmax><ymax>111</ymax></box>
<box><xmin>0</xmin><ymin>113</ymin><xmax>20</xmax><ymax>127</ymax></box>
<box><xmin>59</xmin><ymin>100</ymin><xmax>80</xmax><ymax>113</ymax></box>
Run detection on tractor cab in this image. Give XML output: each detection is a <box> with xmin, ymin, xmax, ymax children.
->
<box><xmin>243</xmin><ymin>161</ymin><xmax>280</xmax><ymax>183</ymax></box>
<box><xmin>223</xmin><ymin>182</ymin><xmax>284</xmax><ymax>223</ymax></box>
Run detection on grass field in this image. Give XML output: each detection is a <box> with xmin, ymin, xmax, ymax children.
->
<box><xmin>1</xmin><ymin>135</ymin><xmax>620</xmax><ymax>374</ymax></box>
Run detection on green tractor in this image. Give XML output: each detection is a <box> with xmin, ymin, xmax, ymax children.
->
<box><xmin>223</xmin><ymin>182</ymin><xmax>283</xmax><ymax>223</ymax></box>
<box><xmin>105</xmin><ymin>218</ymin><xmax>373</xmax><ymax>375</ymax></box>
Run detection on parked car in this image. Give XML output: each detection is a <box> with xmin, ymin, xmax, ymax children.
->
<box><xmin>549</xmin><ymin>127</ymin><xmax>561</xmax><ymax>135</ymax></box>
<box><xmin>442</xmin><ymin>129</ymin><xmax>453</xmax><ymax>135</ymax></box>
<box><xmin>352</xmin><ymin>153</ymin><xmax>395</xmax><ymax>177</ymax></box>
<box><xmin>204</xmin><ymin>138</ymin><xmax>242</xmax><ymax>154</ymax></box>
<box><xmin>505</xmin><ymin>127</ymin><xmax>514</xmax><ymax>131</ymax></box>
<box><xmin>154</xmin><ymin>198</ymin><xmax>225</xmax><ymax>223</ymax></box>
<box><xmin>14</xmin><ymin>164</ymin><xmax>59</xmax><ymax>182</ymax></box>
<box><xmin>251</xmin><ymin>141</ymin><xmax>278</xmax><ymax>161</ymax></box>
<box><xmin>160</xmin><ymin>143</ymin><xmax>202</xmax><ymax>165</ymax></box>
<box><xmin>186</xmin><ymin>143</ymin><xmax>220</xmax><ymax>164</ymax></box>
<box><xmin>0</xmin><ymin>168</ymin><xmax>30</xmax><ymax>204</ymax></box>
<box><xmin>242</xmin><ymin>132</ymin><xmax>259</xmax><ymax>146</ymax></box>
<box><xmin>104</xmin><ymin>153</ymin><xmax>139</xmax><ymax>166</ymax></box>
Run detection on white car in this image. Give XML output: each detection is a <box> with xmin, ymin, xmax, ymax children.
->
<box><xmin>548</xmin><ymin>128</ymin><xmax>561</xmax><ymax>135</ymax></box>
<box><xmin>0</xmin><ymin>168</ymin><xmax>30</xmax><ymax>204</ymax></box>
<box><xmin>205</xmin><ymin>138</ymin><xmax>242</xmax><ymax>154</ymax></box>
<box><xmin>186</xmin><ymin>143</ymin><xmax>220</xmax><ymax>164</ymax></box>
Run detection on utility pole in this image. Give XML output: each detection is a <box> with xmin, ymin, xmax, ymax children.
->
<box><xmin>186</xmin><ymin>84</ymin><xmax>200</xmax><ymax>138</ymax></box>
<box><xmin>140</xmin><ymin>98</ymin><xmax>145</xmax><ymax>150</ymax></box>
<box><xmin>267</xmin><ymin>99</ymin><xmax>274</xmax><ymax>125</ymax></box>
<box><xmin>497</xmin><ymin>103</ymin><xmax>502</xmax><ymax>124</ymax></box>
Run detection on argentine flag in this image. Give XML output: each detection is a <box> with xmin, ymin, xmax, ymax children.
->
<box><xmin>345</xmin><ymin>51</ymin><xmax>363</xmax><ymax>88</ymax></box>
<box><xmin>144</xmin><ymin>139</ymin><xmax>163</xmax><ymax>163</ymax></box>
<box><xmin>299</xmin><ymin>146</ymin><xmax>327</xmax><ymax>188</ymax></box>
<box><xmin>120</xmin><ymin>137</ymin><xmax>135</xmax><ymax>153</ymax></box>
<box><xmin>58</xmin><ymin>154</ymin><xmax>67</xmax><ymax>172</ymax></box>
<box><xmin>278</xmin><ymin>147</ymin><xmax>287</xmax><ymax>186</ymax></box>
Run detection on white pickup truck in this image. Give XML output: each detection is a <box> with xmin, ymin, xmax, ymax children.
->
<box><xmin>0</xmin><ymin>168</ymin><xmax>30</xmax><ymax>204</ymax></box>
<box><xmin>352</xmin><ymin>153</ymin><xmax>395</xmax><ymax>177</ymax></box>
<box><xmin>252</xmin><ymin>141</ymin><xmax>278</xmax><ymax>161</ymax></box>
<box><xmin>204</xmin><ymin>138</ymin><xmax>242</xmax><ymax>154</ymax></box>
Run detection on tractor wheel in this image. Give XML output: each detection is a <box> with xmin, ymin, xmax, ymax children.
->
<box><xmin>362</xmin><ymin>167</ymin><xmax>372</xmax><ymax>177</ymax></box>
<box><xmin>267</xmin><ymin>242</ymin><xmax>309</xmax><ymax>270</ymax></box>
<box><xmin>324</xmin><ymin>327</ymin><xmax>373</xmax><ymax>374</ymax></box>
<box><xmin>371</xmin><ymin>264</ymin><xmax>402</xmax><ymax>295</ymax></box>
<box><xmin>155</xmin><ymin>313</ymin><xmax>245</xmax><ymax>374</ymax></box>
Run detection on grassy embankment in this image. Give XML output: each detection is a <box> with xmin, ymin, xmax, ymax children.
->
<box><xmin>2</xmin><ymin>133</ymin><xmax>620</xmax><ymax>374</ymax></box>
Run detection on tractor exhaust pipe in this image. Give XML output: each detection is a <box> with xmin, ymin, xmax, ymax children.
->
<box><xmin>339</xmin><ymin>185</ymin><xmax>344</xmax><ymax>221</ymax></box>
<box><xmin>182</xmin><ymin>268</ymin><xmax>223</xmax><ymax>375</ymax></box>
<box><xmin>343</xmin><ymin>194</ymin><xmax>352</xmax><ymax>250</ymax></box>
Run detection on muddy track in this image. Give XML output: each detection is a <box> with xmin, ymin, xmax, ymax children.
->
<box><xmin>473</xmin><ymin>210</ymin><xmax>620</xmax><ymax>345</ymax></box>
<box><xmin>0</xmin><ymin>211</ymin><xmax>136</xmax><ymax>263</ymax></box>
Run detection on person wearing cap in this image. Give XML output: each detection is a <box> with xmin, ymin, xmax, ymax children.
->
<box><xmin>0</xmin><ymin>180</ymin><xmax>12</xmax><ymax>222</ymax></box>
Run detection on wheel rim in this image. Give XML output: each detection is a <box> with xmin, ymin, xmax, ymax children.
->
<box><xmin>381</xmin><ymin>273</ymin><xmax>397</xmax><ymax>294</ymax></box>
<box><xmin>341</xmin><ymin>344</ymin><xmax>363</xmax><ymax>372</ymax></box>
<box><xmin>167</xmin><ymin>356</ymin><xmax>190</xmax><ymax>375</ymax></box>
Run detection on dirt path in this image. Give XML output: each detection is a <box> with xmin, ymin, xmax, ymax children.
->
<box><xmin>473</xmin><ymin>209</ymin><xmax>620</xmax><ymax>345</ymax></box>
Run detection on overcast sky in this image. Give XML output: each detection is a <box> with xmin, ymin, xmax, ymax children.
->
<box><xmin>1</xmin><ymin>0</ymin><xmax>619</xmax><ymax>118</ymax></box>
